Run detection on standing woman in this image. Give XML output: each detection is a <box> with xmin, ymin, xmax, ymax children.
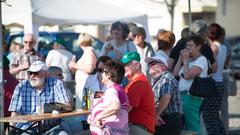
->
<box><xmin>201</xmin><ymin>23</ymin><xmax>227</xmax><ymax>135</ymax></box>
<box><xmin>68</xmin><ymin>33</ymin><xmax>97</xmax><ymax>109</ymax></box>
<box><xmin>100</xmin><ymin>21</ymin><xmax>137</xmax><ymax>59</ymax></box>
<box><xmin>173</xmin><ymin>35</ymin><xmax>208</xmax><ymax>135</ymax></box>
<box><xmin>155</xmin><ymin>30</ymin><xmax>175</xmax><ymax>60</ymax></box>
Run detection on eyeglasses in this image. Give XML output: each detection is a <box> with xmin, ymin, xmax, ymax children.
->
<box><xmin>133</xmin><ymin>34</ymin><xmax>143</xmax><ymax>37</ymax></box>
<box><xmin>58</xmin><ymin>73</ymin><xmax>63</xmax><ymax>77</ymax></box>
<box><xmin>24</xmin><ymin>41</ymin><xmax>34</xmax><ymax>44</ymax></box>
<box><xmin>148</xmin><ymin>61</ymin><xmax>159</xmax><ymax>67</ymax></box>
<box><xmin>97</xmin><ymin>68</ymin><xmax>107</xmax><ymax>73</ymax></box>
<box><xmin>29</xmin><ymin>71</ymin><xmax>40</xmax><ymax>76</ymax></box>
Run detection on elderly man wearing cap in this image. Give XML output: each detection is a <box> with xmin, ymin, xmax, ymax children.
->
<box><xmin>121</xmin><ymin>52</ymin><xmax>155</xmax><ymax>135</ymax></box>
<box><xmin>8</xmin><ymin>60</ymin><xmax>71</xmax><ymax>135</ymax></box>
<box><xmin>145</xmin><ymin>53</ymin><xmax>183</xmax><ymax>135</ymax></box>
<box><xmin>45</xmin><ymin>39</ymin><xmax>73</xmax><ymax>82</ymax></box>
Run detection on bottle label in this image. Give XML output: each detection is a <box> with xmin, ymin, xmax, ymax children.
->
<box><xmin>36</xmin><ymin>105</ymin><xmax>42</xmax><ymax>115</ymax></box>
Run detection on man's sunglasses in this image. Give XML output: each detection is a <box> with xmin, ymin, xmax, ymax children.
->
<box><xmin>148</xmin><ymin>61</ymin><xmax>159</xmax><ymax>67</ymax></box>
<box><xmin>29</xmin><ymin>71</ymin><xmax>40</xmax><ymax>76</ymax></box>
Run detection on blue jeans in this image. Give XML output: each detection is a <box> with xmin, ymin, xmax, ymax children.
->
<box><xmin>44</xmin><ymin>125</ymin><xmax>68</xmax><ymax>135</ymax></box>
<box><xmin>61</xmin><ymin>116</ymin><xmax>86</xmax><ymax>134</ymax></box>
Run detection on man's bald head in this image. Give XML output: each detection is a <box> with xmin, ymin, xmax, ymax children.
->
<box><xmin>23</xmin><ymin>33</ymin><xmax>36</xmax><ymax>52</ymax></box>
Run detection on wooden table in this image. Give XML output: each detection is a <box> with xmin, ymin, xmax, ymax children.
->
<box><xmin>0</xmin><ymin>109</ymin><xmax>90</xmax><ymax>135</ymax></box>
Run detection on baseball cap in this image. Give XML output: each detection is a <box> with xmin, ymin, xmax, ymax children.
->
<box><xmin>121</xmin><ymin>52</ymin><xmax>140</xmax><ymax>64</ymax></box>
<box><xmin>28</xmin><ymin>60</ymin><xmax>48</xmax><ymax>72</ymax></box>
<box><xmin>145</xmin><ymin>51</ymin><xmax>168</xmax><ymax>67</ymax></box>
<box><xmin>54</xmin><ymin>39</ymin><xmax>65</xmax><ymax>46</ymax></box>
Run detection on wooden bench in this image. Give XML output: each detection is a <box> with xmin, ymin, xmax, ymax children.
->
<box><xmin>180</xmin><ymin>130</ymin><xmax>196</xmax><ymax>135</ymax></box>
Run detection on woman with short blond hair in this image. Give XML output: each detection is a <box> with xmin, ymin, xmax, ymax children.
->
<box><xmin>69</xmin><ymin>33</ymin><xmax>97</xmax><ymax>109</ymax></box>
<box><xmin>78</xmin><ymin>33</ymin><xmax>93</xmax><ymax>47</ymax></box>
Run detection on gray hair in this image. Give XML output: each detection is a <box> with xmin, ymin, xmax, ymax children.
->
<box><xmin>191</xmin><ymin>20</ymin><xmax>208</xmax><ymax>37</ymax></box>
<box><xmin>23</xmin><ymin>33</ymin><xmax>36</xmax><ymax>42</ymax></box>
<box><xmin>132</xmin><ymin>27</ymin><xmax>146</xmax><ymax>39</ymax></box>
<box><xmin>48</xmin><ymin>66</ymin><xmax>63</xmax><ymax>75</ymax></box>
<box><xmin>130</xmin><ymin>60</ymin><xmax>142</xmax><ymax>72</ymax></box>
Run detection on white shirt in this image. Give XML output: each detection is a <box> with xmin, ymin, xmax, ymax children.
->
<box><xmin>135</xmin><ymin>43</ymin><xmax>155</xmax><ymax>80</ymax></box>
<box><xmin>45</xmin><ymin>49</ymin><xmax>73</xmax><ymax>82</ymax></box>
<box><xmin>100</xmin><ymin>40</ymin><xmax>137</xmax><ymax>59</ymax></box>
<box><xmin>84</xmin><ymin>73</ymin><xmax>107</xmax><ymax>93</ymax></box>
<box><xmin>212</xmin><ymin>42</ymin><xmax>227</xmax><ymax>82</ymax></box>
<box><xmin>178</xmin><ymin>55</ymin><xmax>208</xmax><ymax>91</ymax></box>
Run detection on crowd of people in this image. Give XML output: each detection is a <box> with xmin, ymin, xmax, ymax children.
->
<box><xmin>2</xmin><ymin>19</ymin><xmax>233</xmax><ymax>135</ymax></box>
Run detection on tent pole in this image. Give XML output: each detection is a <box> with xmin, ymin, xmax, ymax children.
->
<box><xmin>188</xmin><ymin>0</ymin><xmax>192</xmax><ymax>36</ymax></box>
<box><xmin>0</xmin><ymin>1</ymin><xmax>4</xmax><ymax>134</ymax></box>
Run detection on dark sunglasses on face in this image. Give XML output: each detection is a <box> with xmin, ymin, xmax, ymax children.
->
<box><xmin>29</xmin><ymin>71</ymin><xmax>40</xmax><ymax>76</ymax></box>
<box><xmin>58</xmin><ymin>73</ymin><xmax>63</xmax><ymax>77</ymax></box>
<box><xmin>148</xmin><ymin>61</ymin><xmax>158</xmax><ymax>67</ymax></box>
<box><xmin>97</xmin><ymin>68</ymin><xmax>104</xmax><ymax>73</ymax></box>
<box><xmin>97</xmin><ymin>68</ymin><xmax>107</xmax><ymax>73</ymax></box>
<box><xmin>133</xmin><ymin>34</ymin><xmax>143</xmax><ymax>37</ymax></box>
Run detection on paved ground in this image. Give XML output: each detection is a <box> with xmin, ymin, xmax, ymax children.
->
<box><xmin>229</xmin><ymin>80</ymin><xmax>240</xmax><ymax>134</ymax></box>
<box><xmin>229</xmin><ymin>80</ymin><xmax>240</xmax><ymax>128</ymax></box>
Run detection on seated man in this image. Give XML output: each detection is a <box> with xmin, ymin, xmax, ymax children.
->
<box><xmin>145</xmin><ymin>53</ymin><xmax>183</xmax><ymax>135</ymax></box>
<box><xmin>121</xmin><ymin>52</ymin><xmax>155</xmax><ymax>135</ymax></box>
<box><xmin>48</xmin><ymin>66</ymin><xmax>74</xmax><ymax>106</ymax></box>
<box><xmin>48</xmin><ymin>66</ymin><xmax>82</xmax><ymax>134</ymax></box>
<box><xmin>8</xmin><ymin>60</ymin><xmax>71</xmax><ymax>135</ymax></box>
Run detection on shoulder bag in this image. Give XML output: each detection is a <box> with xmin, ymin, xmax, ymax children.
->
<box><xmin>189</xmin><ymin>61</ymin><xmax>218</xmax><ymax>97</ymax></box>
<box><xmin>223</xmin><ymin>69</ymin><xmax>237</xmax><ymax>96</ymax></box>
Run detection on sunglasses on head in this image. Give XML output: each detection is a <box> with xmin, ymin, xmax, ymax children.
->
<box><xmin>29</xmin><ymin>71</ymin><xmax>40</xmax><ymax>76</ymax></box>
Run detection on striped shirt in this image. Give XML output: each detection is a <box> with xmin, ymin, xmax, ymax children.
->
<box><xmin>152</xmin><ymin>71</ymin><xmax>182</xmax><ymax>115</ymax></box>
<box><xmin>8</xmin><ymin>77</ymin><xmax>70</xmax><ymax>130</ymax></box>
<box><xmin>10</xmin><ymin>49</ymin><xmax>41</xmax><ymax>81</ymax></box>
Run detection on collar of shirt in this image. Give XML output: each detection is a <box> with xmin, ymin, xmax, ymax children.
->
<box><xmin>152</xmin><ymin>71</ymin><xmax>169</xmax><ymax>87</ymax></box>
<box><xmin>23</xmin><ymin>48</ymin><xmax>36</xmax><ymax>55</ymax></box>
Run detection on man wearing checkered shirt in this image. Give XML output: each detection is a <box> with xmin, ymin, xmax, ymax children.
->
<box><xmin>8</xmin><ymin>61</ymin><xmax>72</xmax><ymax>135</ymax></box>
<box><xmin>145</xmin><ymin>53</ymin><xmax>183</xmax><ymax>135</ymax></box>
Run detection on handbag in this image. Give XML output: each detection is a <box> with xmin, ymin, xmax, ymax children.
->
<box><xmin>44</xmin><ymin>102</ymin><xmax>73</xmax><ymax>113</ymax></box>
<box><xmin>189</xmin><ymin>60</ymin><xmax>218</xmax><ymax>97</ymax></box>
<box><xmin>189</xmin><ymin>76</ymin><xmax>217</xmax><ymax>97</ymax></box>
<box><xmin>223</xmin><ymin>69</ymin><xmax>237</xmax><ymax>96</ymax></box>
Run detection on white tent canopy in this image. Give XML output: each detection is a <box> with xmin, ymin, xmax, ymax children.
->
<box><xmin>31</xmin><ymin>0</ymin><xmax>149</xmax><ymax>40</ymax></box>
<box><xmin>2</xmin><ymin>0</ymin><xmax>149</xmax><ymax>40</ymax></box>
<box><xmin>32</xmin><ymin>0</ymin><xmax>148</xmax><ymax>25</ymax></box>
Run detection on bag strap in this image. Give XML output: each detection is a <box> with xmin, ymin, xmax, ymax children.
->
<box><xmin>127</xmin><ymin>41</ymin><xmax>129</xmax><ymax>52</ymax></box>
<box><xmin>207</xmin><ymin>60</ymin><xmax>212</xmax><ymax>75</ymax></box>
<box><xmin>195</xmin><ymin>58</ymin><xmax>211</xmax><ymax>78</ymax></box>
